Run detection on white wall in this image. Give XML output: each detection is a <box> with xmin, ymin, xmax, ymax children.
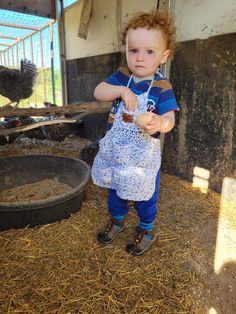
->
<box><xmin>122</xmin><ymin>0</ymin><xmax>157</xmax><ymax>24</ymax></box>
<box><xmin>64</xmin><ymin>0</ymin><xmax>156</xmax><ymax>60</ymax></box>
<box><xmin>174</xmin><ymin>0</ymin><xmax>236</xmax><ymax>42</ymax></box>
<box><xmin>64</xmin><ymin>0</ymin><xmax>236</xmax><ymax>60</ymax></box>
<box><xmin>65</xmin><ymin>0</ymin><xmax>117</xmax><ymax>60</ymax></box>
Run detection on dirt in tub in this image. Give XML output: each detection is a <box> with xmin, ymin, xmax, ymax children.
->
<box><xmin>0</xmin><ymin>177</ymin><xmax>73</xmax><ymax>202</ymax></box>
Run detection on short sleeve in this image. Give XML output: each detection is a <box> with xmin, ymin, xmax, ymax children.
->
<box><xmin>158</xmin><ymin>81</ymin><xmax>179</xmax><ymax>115</ymax></box>
<box><xmin>104</xmin><ymin>67</ymin><xmax>131</xmax><ymax>87</ymax></box>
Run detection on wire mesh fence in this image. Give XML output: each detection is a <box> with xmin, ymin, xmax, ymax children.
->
<box><xmin>0</xmin><ymin>9</ymin><xmax>62</xmax><ymax>108</ymax></box>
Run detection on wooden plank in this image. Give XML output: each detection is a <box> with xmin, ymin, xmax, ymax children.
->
<box><xmin>0</xmin><ymin>102</ymin><xmax>111</xmax><ymax>117</ymax></box>
<box><xmin>0</xmin><ymin>22</ymin><xmax>39</xmax><ymax>31</ymax></box>
<box><xmin>0</xmin><ymin>35</ymin><xmax>18</xmax><ymax>40</ymax></box>
<box><xmin>0</xmin><ymin>0</ymin><xmax>56</xmax><ymax>19</ymax></box>
<box><xmin>0</xmin><ymin>109</ymin><xmax>110</xmax><ymax>136</ymax></box>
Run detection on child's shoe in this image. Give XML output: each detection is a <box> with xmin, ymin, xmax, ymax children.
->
<box><xmin>97</xmin><ymin>218</ymin><xmax>125</xmax><ymax>244</ymax></box>
<box><xmin>126</xmin><ymin>227</ymin><xmax>159</xmax><ymax>255</ymax></box>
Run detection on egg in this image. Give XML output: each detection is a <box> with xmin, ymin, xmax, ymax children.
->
<box><xmin>135</xmin><ymin>112</ymin><xmax>152</xmax><ymax>129</ymax></box>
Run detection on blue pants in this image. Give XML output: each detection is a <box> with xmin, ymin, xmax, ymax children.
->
<box><xmin>108</xmin><ymin>171</ymin><xmax>160</xmax><ymax>223</ymax></box>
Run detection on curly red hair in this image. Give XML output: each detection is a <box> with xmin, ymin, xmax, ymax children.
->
<box><xmin>121</xmin><ymin>10</ymin><xmax>176</xmax><ymax>55</ymax></box>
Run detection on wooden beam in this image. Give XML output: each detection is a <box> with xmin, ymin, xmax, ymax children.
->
<box><xmin>0</xmin><ymin>22</ymin><xmax>39</xmax><ymax>31</ymax></box>
<box><xmin>0</xmin><ymin>0</ymin><xmax>56</xmax><ymax>19</ymax></box>
<box><xmin>57</xmin><ymin>0</ymin><xmax>68</xmax><ymax>105</ymax></box>
<box><xmin>0</xmin><ymin>43</ymin><xmax>11</xmax><ymax>47</ymax></box>
<box><xmin>39</xmin><ymin>31</ymin><xmax>46</xmax><ymax>101</ymax></box>
<box><xmin>0</xmin><ymin>102</ymin><xmax>111</xmax><ymax>118</ymax></box>
<box><xmin>0</xmin><ymin>35</ymin><xmax>18</xmax><ymax>40</ymax></box>
<box><xmin>50</xmin><ymin>24</ymin><xmax>56</xmax><ymax>104</ymax></box>
<box><xmin>0</xmin><ymin>117</ymin><xmax>77</xmax><ymax>136</ymax></box>
<box><xmin>0</xmin><ymin>109</ymin><xmax>109</xmax><ymax>137</ymax></box>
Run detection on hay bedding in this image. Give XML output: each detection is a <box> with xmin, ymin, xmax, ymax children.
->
<box><xmin>0</xmin><ymin>137</ymin><xmax>235</xmax><ymax>314</ymax></box>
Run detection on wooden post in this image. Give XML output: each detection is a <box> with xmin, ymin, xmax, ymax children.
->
<box><xmin>156</xmin><ymin>0</ymin><xmax>172</xmax><ymax>153</ymax></box>
<box><xmin>116</xmin><ymin>0</ymin><xmax>122</xmax><ymax>51</ymax></box>
<box><xmin>16</xmin><ymin>42</ymin><xmax>19</xmax><ymax>66</ymax></box>
<box><xmin>57</xmin><ymin>0</ymin><xmax>68</xmax><ymax>106</ymax></box>
<box><xmin>22</xmin><ymin>41</ymin><xmax>26</xmax><ymax>60</ymax></box>
<box><xmin>7</xmin><ymin>49</ymin><xmax>10</xmax><ymax>67</ymax></box>
<box><xmin>30</xmin><ymin>35</ymin><xmax>37</xmax><ymax>106</ymax></box>
<box><xmin>39</xmin><ymin>30</ymin><xmax>47</xmax><ymax>102</ymax></box>
<box><xmin>3</xmin><ymin>51</ymin><xmax>6</xmax><ymax>65</ymax></box>
<box><xmin>11</xmin><ymin>48</ymin><xmax>14</xmax><ymax>66</ymax></box>
<box><xmin>50</xmin><ymin>23</ymin><xmax>56</xmax><ymax>105</ymax></box>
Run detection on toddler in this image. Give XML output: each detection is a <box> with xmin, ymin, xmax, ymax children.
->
<box><xmin>92</xmin><ymin>10</ymin><xmax>179</xmax><ymax>255</ymax></box>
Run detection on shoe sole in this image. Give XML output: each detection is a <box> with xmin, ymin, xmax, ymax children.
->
<box><xmin>126</xmin><ymin>235</ymin><xmax>160</xmax><ymax>256</ymax></box>
<box><xmin>97</xmin><ymin>225</ymin><xmax>125</xmax><ymax>244</ymax></box>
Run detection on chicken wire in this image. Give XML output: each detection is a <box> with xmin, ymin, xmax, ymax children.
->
<box><xmin>0</xmin><ymin>9</ymin><xmax>62</xmax><ymax>107</ymax></box>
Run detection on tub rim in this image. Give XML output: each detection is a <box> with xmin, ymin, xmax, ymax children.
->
<box><xmin>0</xmin><ymin>154</ymin><xmax>91</xmax><ymax>211</ymax></box>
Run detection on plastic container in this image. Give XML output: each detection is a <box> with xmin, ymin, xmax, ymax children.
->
<box><xmin>0</xmin><ymin>154</ymin><xmax>90</xmax><ymax>230</ymax></box>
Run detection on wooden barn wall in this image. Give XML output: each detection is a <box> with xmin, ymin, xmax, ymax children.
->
<box><xmin>0</xmin><ymin>0</ymin><xmax>56</xmax><ymax>18</ymax></box>
<box><xmin>66</xmin><ymin>52</ymin><xmax>125</xmax><ymax>141</ymax></box>
<box><xmin>162</xmin><ymin>33</ymin><xmax>236</xmax><ymax>192</ymax></box>
<box><xmin>66</xmin><ymin>52</ymin><xmax>123</xmax><ymax>103</ymax></box>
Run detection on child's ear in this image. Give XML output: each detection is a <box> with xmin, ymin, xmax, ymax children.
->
<box><xmin>161</xmin><ymin>49</ymin><xmax>170</xmax><ymax>64</ymax></box>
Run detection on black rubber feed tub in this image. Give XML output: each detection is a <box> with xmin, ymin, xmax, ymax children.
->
<box><xmin>0</xmin><ymin>154</ymin><xmax>90</xmax><ymax>231</ymax></box>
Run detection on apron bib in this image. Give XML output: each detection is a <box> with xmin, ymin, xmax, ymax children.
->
<box><xmin>92</xmin><ymin>76</ymin><xmax>161</xmax><ymax>201</ymax></box>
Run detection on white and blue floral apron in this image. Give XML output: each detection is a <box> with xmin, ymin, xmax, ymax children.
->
<box><xmin>92</xmin><ymin>75</ymin><xmax>161</xmax><ymax>201</ymax></box>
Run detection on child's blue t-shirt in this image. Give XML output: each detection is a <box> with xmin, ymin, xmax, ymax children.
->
<box><xmin>104</xmin><ymin>67</ymin><xmax>179</xmax><ymax>137</ymax></box>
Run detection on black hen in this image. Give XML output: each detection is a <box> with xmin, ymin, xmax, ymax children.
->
<box><xmin>0</xmin><ymin>59</ymin><xmax>38</xmax><ymax>107</ymax></box>
<box><xmin>42</xmin><ymin>124</ymin><xmax>76</xmax><ymax>142</ymax></box>
<box><xmin>0</xmin><ymin>118</ymin><xmax>22</xmax><ymax>145</ymax></box>
<box><xmin>78</xmin><ymin>140</ymin><xmax>99</xmax><ymax>165</ymax></box>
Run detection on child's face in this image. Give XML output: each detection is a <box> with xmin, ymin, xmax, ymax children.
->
<box><xmin>126</xmin><ymin>28</ymin><xmax>170</xmax><ymax>80</ymax></box>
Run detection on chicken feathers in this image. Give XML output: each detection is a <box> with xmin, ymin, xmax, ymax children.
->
<box><xmin>0</xmin><ymin>59</ymin><xmax>38</xmax><ymax>106</ymax></box>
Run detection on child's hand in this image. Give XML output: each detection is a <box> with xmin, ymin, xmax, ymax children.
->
<box><xmin>136</xmin><ymin>112</ymin><xmax>161</xmax><ymax>134</ymax></box>
<box><xmin>120</xmin><ymin>87</ymin><xmax>138</xmax><ymax>112</ymax></box>
<box><xmin>144</xmin><ymin>112</ymin><xmax>163</xmax><ymax>135</ymax></box>
<box><xmin>136</xmin><ymin>111</ymin><xmax>175</xmax><ymax>134</ymax></box>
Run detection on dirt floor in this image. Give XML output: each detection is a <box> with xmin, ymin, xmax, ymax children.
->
<box><xmin>0</xmin><ymin>135</ymin><xmax>235</xmax><ymax>314</ymax></box>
